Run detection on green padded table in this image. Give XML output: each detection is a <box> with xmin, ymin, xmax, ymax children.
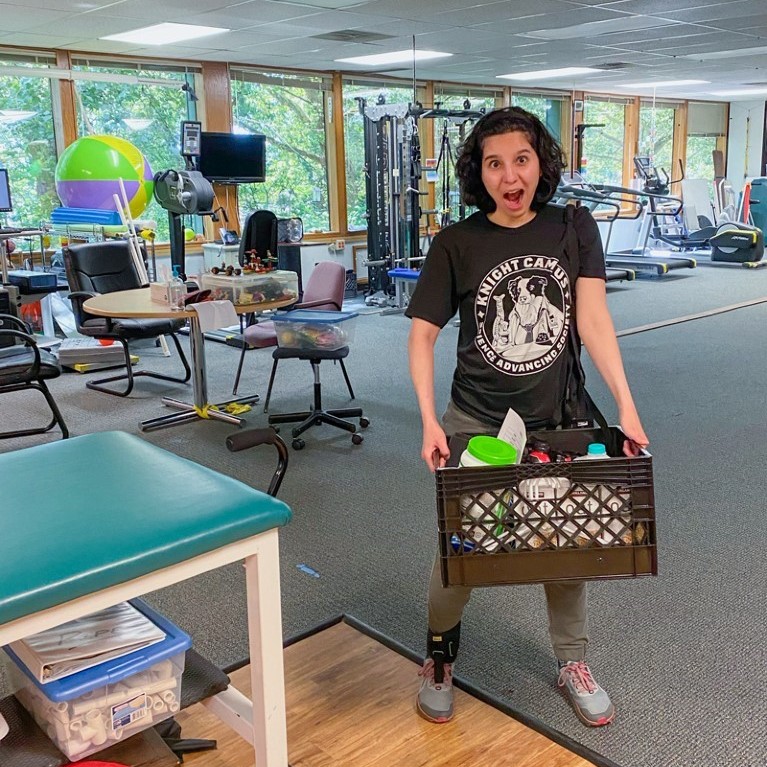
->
<box><xmin>0</xmin><ymin>431</ymin><xmax>292</xmax><ymax>766</ymax></box>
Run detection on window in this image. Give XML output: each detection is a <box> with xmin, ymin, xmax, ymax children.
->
<box><xmin>0</xmin><ymin>53</ymin><xmax>58</xmax><ymax>226</ymax></box>
<box><xmin>72</xmin><ymin>58</ymin><xmax>198</xmax><ymax>240</ymax></box>
<box><xmin>581</xmin><ymin>98</ymin><xmax>627</xmax><ymax>185</ymax></box>
<box><xmin>686</xmin><ymin>102</ymin><xmax>727</xmax><ymax>186</ymax></box>
<box><xmin>232</xmin><ymin>69</ymin><xmax>332</xmax><ymax>234</ymax></box>
<box><xmin>639</xmin><ymin>101</ymin><xmax>676</xmax><ymax>176</ymax></box>
<box><xmin>342</xmin><ymin>78</ymin><xmax>420</xmax><ymax>232</ymax></box>
<box><xmin>512</xmin><ymin>92</ymin><xmax>568</xmax><ymax>142</ymax></box>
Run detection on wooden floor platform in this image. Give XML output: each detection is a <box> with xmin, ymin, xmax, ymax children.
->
<box><xmin>175</xmin><ymin>621</ymin><xmax>596</xmax><ymax>767</ymax></box>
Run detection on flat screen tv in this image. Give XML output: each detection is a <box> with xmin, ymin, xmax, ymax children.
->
<box><xmin>199</xmin><ymin>132</ymin><xmax>266</xmax><ymax>183</ymax></box>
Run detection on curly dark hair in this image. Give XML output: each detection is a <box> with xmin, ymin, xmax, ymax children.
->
<box><xmin>455</xmin><ymin>106</ymin><xmax>566</xmax><ymax>213</ymax></box>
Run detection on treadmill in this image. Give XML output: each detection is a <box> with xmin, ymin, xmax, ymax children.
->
<box><xmin>553</xmin><ymin>185</ymin><xmax>636</xmax><ymax>282</ymax></box>
<box><xmin>566</xmin><ymin>177</ymin><xmax>697</xmax><ymax>274</ymax></box>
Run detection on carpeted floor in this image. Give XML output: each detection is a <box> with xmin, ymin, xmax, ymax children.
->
<box><xmin>3</xmin><ymin>261</ymin><xmax>767</xmax><ymax>767</ymax></box>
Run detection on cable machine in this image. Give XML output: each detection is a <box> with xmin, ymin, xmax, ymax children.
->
<box><xmin>358</xmin><ymin>98</ymin><xmax>484</xmax><ymax>310</ymax></box>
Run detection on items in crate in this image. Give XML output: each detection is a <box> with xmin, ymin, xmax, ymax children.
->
<box><xmin>456</xmin><ymin>409</ymin><xmax>645</xmax><ymax>554</ymax></box>
<box><xmin>199</xmin><ymin>269</ymin><xmax>299</xmax><ymax>306</ymax></box>
<box><xmin>272</xmin><ymin>309</ymin><xmax>358</xmax><ymax>351</ymax></box>
<box><xmin>2</xmin><ymin>600</ymin><xmax>191</xmax><ymax>762</ymax></box>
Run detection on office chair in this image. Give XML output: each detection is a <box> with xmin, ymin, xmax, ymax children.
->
<box><xmin>0</xmin><ymin>313</ymin><xmax>68</xmax><ymax>439</ymax></box>
<box><xmin>63</xmin><ymin>240</ymin><xmax>191</xmax><ymax>397</ymax></box>
<box><xmin>261</xmin><ymin>261</ymin><xmax>368</xmax><ymax>449</ymax></box>
<box><xmin>239</xmin><ymin>210</ymin><xmax>277</xmax><ymax>267</ymax></box>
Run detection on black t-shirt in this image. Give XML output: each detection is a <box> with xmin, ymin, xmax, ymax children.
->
<box><xmin>405</xmin><ymin>204</ymin><xmax>606</xmax><ymax>427</ymax></box>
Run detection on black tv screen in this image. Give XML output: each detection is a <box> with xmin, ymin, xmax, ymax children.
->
<box><xmin>199</xmin><ymin>132</ymin><xmax>266</xmax><ymax>183</ymax></box>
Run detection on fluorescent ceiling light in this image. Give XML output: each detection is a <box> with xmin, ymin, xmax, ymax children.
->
<box><xmin>101</xmin><ymin>23</ymin><xmax>229</xmax><ymax>45</ymax></box>
<box><xmin>335</xmin><ymin>49</ymin><xmax>452</xmax><ymax>66</ymax></box>
<box><xmin>709</xmin><ymin>88</ymin><xmax>767</xmax><ymax>97</ymax></box>
<box><xmin>685</xmin><ymin>45</ymin><xmax>767</xmax><ymax>61</ymax></box>
<box><xmin>497</xmin><ymin>67</ymin><xmax>603</xmax><ymax>81</ymax></box>
<box><xmin>525</xmin><ymin>15</ymin><xmax>673</xmax><ymax>41</ymax></box>
<box><xmin>0</xmin><ymin>110</ymin><xmax>36</xmax><ymax>124</ymax></box>
<box><xmin>619</xmin><ymin>80</ymin><xmax>709</xmax><ymax>89</ymax></box>
<box><xmin>123</xmin><ymin>118</ymin><xmax>153</xmax><ymax>130</ymax></box>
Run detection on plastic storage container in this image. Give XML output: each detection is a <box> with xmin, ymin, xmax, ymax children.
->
<box><xmin>199</xmin><ymin>269</ymin><xmax>299</xmax><ymax>306</ymax></box>
<box><xmin>436</xmin><ymin>427</ymin><xmax>656</xmax><ymax>588</ymax></box>
<box><xmin>272</xmin><ymin>309</ymin><xmax>358</xmax><ymax>351</ymax></box>
<box><xmin>2</xmin><ymin>600</ymin><xmax>191</xmax><ymax>762</ymax></box>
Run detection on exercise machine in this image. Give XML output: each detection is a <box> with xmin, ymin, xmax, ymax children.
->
<box><xmin>559</xmin><ymin>173</ymin><xmax>696</xmax><ymax>275</ymax></box>
<box><xmin>358</xmin><ymin>98</ymin><xmax>484</xmax><ymax>311</ymax></box>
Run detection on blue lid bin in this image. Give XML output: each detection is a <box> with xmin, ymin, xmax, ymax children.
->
<box><xmin>272</xmin><ymin>309</ymin><xmax>358</xmax><ymax>351</ymax></box>
<box><xmin>2</xmin><ymin>599</ymin><xmax>191</xmax><ymax>762</ymax></box>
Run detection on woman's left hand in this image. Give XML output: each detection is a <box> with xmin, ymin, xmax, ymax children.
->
<box><xmin>619</xmin><ymin>407</ymin><xmax>649</xmax><ymax>456</ymax></box>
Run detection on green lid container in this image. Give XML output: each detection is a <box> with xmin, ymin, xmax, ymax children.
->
<box><xmin>466</xmin><ymin>435</ymin><xmax>517</xmax><ymax>465</ymax></box>
<box><xmin>586</xmin><ymin>442</ymin><xmax>608</xmax><ymax>457</ymax></box>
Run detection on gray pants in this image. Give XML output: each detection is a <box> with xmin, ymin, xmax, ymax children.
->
<box><xmin>427</xmin><ymin>400</ymin><xmax>588</xmax><ymax>662</ymax></box>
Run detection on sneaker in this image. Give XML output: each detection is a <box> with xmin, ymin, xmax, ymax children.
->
<box><xmin>416</xmin><ymin>659</ymin><xmax>454</xmax><ymax>722</ymax></box>
<box><xmin>557</xmin><ymin>661</ymin><xmax>615</xmax><ymax>726</ymax></box>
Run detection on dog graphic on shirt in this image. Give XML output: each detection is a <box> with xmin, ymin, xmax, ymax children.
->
<box><xmin>492</xmin><ymin>276</ymin><xmax>564</xmax><ymax>353</ymax></box>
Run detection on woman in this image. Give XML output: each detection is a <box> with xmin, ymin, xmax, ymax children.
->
<box><xmin>405</xmin><ymin>107</ymin><xmax>648</xmax><ymax>728</ymax></box>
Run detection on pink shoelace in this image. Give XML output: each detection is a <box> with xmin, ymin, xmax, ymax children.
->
<box><xmin>419</xmin><ymin>659</ymin><xmax>453</xmax><ymax>686</ymax></box>
<box><xmin>557</xmin><ymin>661</ymin><xmax>597</xmax><ymax>694</ymax></box>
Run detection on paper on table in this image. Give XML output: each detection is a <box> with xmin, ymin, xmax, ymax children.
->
<box><xmin>9</xmin><ymin>602</ymin><xmax>166</xmax><ymax>684</ymax></box>
<box><xmin>189</xmin><ymin>299</ymin><xmax>238</xmax><ymax>332</ymax></box>
<box><xmin>497</xmin><ymin>407</ymin><xmax>526</xmax><ymax>463</ymax></box>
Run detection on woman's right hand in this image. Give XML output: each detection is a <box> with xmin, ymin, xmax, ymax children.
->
<box><xmin>422</xmin><ymin>420</ymin><xmax>450</xmax><ymax>472</ymax></box>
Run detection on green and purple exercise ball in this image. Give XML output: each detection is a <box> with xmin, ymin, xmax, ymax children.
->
<box><xmin>55</xmin><ymin>135</ymin><xmax>154</xmax><ymax>219</ymax></box>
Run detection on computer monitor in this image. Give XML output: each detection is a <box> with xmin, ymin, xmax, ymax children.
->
<box><xmin>0</xmin><ymin>169</ymin><xmax>12</xmax><ymax>213</ymax></box>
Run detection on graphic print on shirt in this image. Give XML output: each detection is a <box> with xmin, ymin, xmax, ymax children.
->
<box><xmin>475</xmin><ymin>255</ymin><xmax>571</xmax><ymax>375</ymax></box>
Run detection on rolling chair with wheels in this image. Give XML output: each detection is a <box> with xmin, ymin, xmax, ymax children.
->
<box><xmin>0</xmin><ymin>313</ymin><xmax>68</xmax><ymax>440</ymax></box>
<box><xmin>63</xmin><ymin>240</ymin><xmax>192</xmax><ymax>397</ymax></box>
<box><xmin>246</xmin><ymin>261</ymin><xmax>368</xmax><ymax>449</ymax></box>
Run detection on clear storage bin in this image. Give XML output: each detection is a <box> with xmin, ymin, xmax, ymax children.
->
<box><xmin>199</xmin><ymin>269</ymin><xmax>298</xmax><ymax>306</ymax></box>
<box><xmin>273</xmin><ymin>309</ymin><xmax>358</xmax><ymax>351</ymax></box>
<box><xmin>2</xmin><ymin>600</ymin><xmax>191</xmax><ymax>762</ymax></box>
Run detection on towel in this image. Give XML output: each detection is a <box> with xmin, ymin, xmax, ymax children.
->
<box><xmin>190</xmin><ymin>299</ymin><xmax>238</xmax><ymax>332</ymax></box>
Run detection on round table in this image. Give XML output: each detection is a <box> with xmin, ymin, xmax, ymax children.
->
<box><xmin>84</xmin><ymin>288</ymin><xmax>295</xmax><ymax>431</ymax></box>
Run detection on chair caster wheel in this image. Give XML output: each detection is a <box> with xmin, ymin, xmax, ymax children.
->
<box><xmin>352</xmin><ymin>433</ymin><xmax>363</xmax><ymax>445</ymax></box>
<box><xmin>359</xmin><ymin>417</ymin><xmax>370</xmax><ymax>428</ymax></box>
<box><xmin>292</xmin><ymin>438</ymin><xmax>305</xmax><ymax>450</ymax></box>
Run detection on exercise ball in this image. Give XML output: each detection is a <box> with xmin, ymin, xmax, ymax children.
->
<box><xmin>55</xmin><ymin>135</ymin><xmax>154</xmax><ymax>219</ymax></box>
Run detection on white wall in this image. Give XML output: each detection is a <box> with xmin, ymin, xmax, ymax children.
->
<box><xmin>726</xmin><ymin>101</ymin><xmax>766</xmax><ymax>194</ymax></box>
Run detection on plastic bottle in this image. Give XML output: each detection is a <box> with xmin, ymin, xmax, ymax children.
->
<box><xmin>458</xmin><ymin>436</ymin><xmax>517</xmax><ymax>552</ymax></box>
<box><xmin>167</xmin><ymin>266</ymin><xmax>185</xmax><ymax>311</ymax></box>
<box><xmin>570</xmin><ymin>442</ymin><xmax>632</xmax><ymax>545</ymax></box>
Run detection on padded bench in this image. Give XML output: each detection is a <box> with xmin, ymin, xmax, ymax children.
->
<box><xmin>0</xmin><ymin>431</ymin><xmax>292</xmax><ymax>766</ymax></box>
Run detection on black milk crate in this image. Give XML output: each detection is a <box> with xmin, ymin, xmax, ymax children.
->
<box><xmin>436</xmin><ymin>427</ymin><xmax>657</xmax><ymax>587</ymax></box>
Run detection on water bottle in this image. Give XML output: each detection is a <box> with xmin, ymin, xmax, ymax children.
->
<box><xmin>168</xmin><ymin>266</ymin><xmax>185</xmax><ymax>311</ymax></box>
<box><xmin>569</xmin><ymin>442</ymin><xmax>632</xmax><ymax>545</ymax></box>
<box><xmin>458</xmin><ymin>435</ymin><xmax>517</xmax><ymax>552</ymax></box>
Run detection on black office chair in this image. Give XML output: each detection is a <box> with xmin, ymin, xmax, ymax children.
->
<box><xmin>0</xmin><ymin>313</ymin><xmax>68</xmax><ymax>440</ymax></box>
<box><xmin>63</xmin><ymin>240</ymin><xmax>191</xmax><ymax>397</ymax></box>
<box><xmin>261</xmin><ymin>261</ymin><xmax>369</xmax><ymax>449</ymax></box>
<box><xmin>239</xmin><ymin>210</ymin><xmax>277</xmax><ymax>267</ymax></box>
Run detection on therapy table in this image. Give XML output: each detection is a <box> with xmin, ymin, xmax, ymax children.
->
<box><xmin>0</xmin><ymin>431</ymin><xmax>292</xmax><ymax>765</ymax></box>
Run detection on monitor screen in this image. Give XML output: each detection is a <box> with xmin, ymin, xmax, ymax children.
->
<box><xmin>199</xmin><ymin>132</ymin><xmax>266</xmax><ymax>184</ymax></box>
<box><xmin>0</xmin><ymin>169</ymin><xmax>12</xmax><ymax>213</ymax></box>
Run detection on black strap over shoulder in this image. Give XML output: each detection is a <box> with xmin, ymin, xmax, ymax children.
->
<box><xmin>559</xmin><ymin>204</ymin><xmax>610</xmax><ymax>438</ymax></box>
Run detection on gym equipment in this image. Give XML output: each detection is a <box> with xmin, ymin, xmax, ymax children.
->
<box><xmin>633</xmin><ymin>156</ymin><xmax>712</xmax><ymax>251</ymax></box>
<box><xmin>55</xmin><ymin>135</ymin><xmax>154</xmax><ymax>220</ymax></box>
<box><xmin>358</xmin><ymin>99</ymin><xmax>484</xmax><ymax>311</ymax></box>
<box><xmin>153</xmin><ymin>169</ymin><xmax>214</xmax><ymax>276</ymax></box>
<box><xmin>561</xmin><ymin>170</ymin><xmax>697</xmax><ymax>274</ymax></box>
<box><xmin>553</xmin><ymin>184</ymin><xmax>636</xmax><ymax>283</ymax></box>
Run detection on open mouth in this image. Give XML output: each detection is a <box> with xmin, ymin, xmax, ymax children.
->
<box><xmin>504</xmin><ymin>190</ymin><xmax>523</xmax><ymax>205</ymax></box>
